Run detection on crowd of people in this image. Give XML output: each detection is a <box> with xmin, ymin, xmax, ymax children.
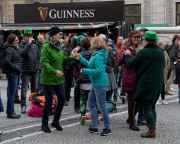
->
<box><xmin>0</xmin><ymin>26</ymin><xmax>180</xmax><ymax>138</ymax></box>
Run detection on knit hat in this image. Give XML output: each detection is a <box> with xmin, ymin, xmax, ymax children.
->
<box><xmin>23</xmin><ymin>28</ymin><xmax>32</xmax><ymax>36</ymax></box>
<box><xmin>76</xmin><ymin>35</ymin><xmax>85</xmax><ymax>45</ymax></box>
<box><xmin>143</xmin><ymin>31</ymin><xmax>159</xmax><ymax>43</ymax></box>
<box><xmin>49</xmin><ymin>26</ymin><xmax>62</xmax><ymax>37</ymax></box>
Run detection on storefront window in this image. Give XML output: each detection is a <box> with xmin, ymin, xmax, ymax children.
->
<box><xmin>125</xmin><ymin>4</ymin><xmax>141</xmax><ymax>24</ymax></box>
<box><xmin>176</xmin><ymin>2</ymin><xmax>180</xmax><ymax>26</ymax></box>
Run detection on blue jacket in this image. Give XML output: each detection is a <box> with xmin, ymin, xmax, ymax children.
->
<box><xmin>79</xmin><ymin>48</ymin><xmax>109</xmax><ymax>87</ymax></box>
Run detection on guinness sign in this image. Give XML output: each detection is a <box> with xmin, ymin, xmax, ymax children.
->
<box><xmin>14</xmin><ymin>1</ymin><xmax>124</xmax><ymax>23</ymax></box>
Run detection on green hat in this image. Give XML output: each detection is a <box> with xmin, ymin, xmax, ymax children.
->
<box><xmin>23</xmin><ymin>28</ymin><xmax>32</xmax><ymax>36</ymax></box>
<box><xmin>76</xmin><ymin>35</ymin><xmax>85</xmax><ymax>45</ymax></box>
<box><xmin>143</xmin><ymin>31</ymin><xmax>159</xmax><ymax>43</ymax></box>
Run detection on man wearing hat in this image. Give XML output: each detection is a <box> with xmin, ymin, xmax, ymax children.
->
<box><xmin>40</xmin><ymin>26</ymin><xmax>74</xmax><ymax>133</ymax></box>
<box><xmin>124</xmin><ymin>31</ymin><xmax>165</xmax><ymax>138</ymax></box>
<box><xmin>19</xmin><ymin>28</ymin><xmax>39</xmax><ymax>114</ymax></box>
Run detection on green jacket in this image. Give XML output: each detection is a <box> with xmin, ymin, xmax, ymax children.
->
<box><xmin>40</xmin><ymin>39</ymin><xmax>73</xmax><ymax>85</ymax></box>
<box><xmin>125</xmin><ymin>43</ymin><xmax>165</xmax><ymax>102</ymax></box>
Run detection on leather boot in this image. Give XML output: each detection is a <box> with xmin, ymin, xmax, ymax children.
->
<box><xmin>141</xmin><ymin>125</ymin><xmax>156</xmax><ymax>138</ymax></box>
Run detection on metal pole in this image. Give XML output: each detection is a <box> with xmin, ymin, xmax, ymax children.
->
<box><xmin>118</xmin><ymin>21</ymin><xmax>121</xmax><ymax>36</ymax></box>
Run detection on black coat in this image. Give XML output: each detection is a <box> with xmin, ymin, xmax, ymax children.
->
<box><xmin>4</xmin><ymin>43</ymin><xmax>21</xmax><ymax>74</ymax></box>
<box><xmin>19</xmin><ymin>40</ymin><xmax>39</xmax><ymax>74</ymax></box>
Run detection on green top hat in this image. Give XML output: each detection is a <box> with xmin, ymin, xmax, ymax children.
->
<box><xmin>23</xmin><ymin>28</ymin><xmax>32</xmax><ymax>36</ymax></box>
<box><xmin>143</xmin><ymin>31</ymin><xmax>159</xmax><ymax>43</ymax></box>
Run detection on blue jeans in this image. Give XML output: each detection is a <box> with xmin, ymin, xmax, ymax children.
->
<box><xmin>6</xmin><ymin>73</ymin><xmax>19</xmax><ymax>115</ymax></box>
<box><xmin>42</xmin><ymin>84</ymin><xmax>65</xmax><ymax>126</ymax></box>
<box><xmin>88</xmin><ymin>86</ymin><xmax>110</xmax><ymax>129</ymax></box>
<box><xmin>21</xmin><ymin>72</ymin><xmax>38</xmax><ymax>106</ymax></box>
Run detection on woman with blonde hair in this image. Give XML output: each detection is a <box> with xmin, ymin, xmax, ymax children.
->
<box><xmin>72</xmin><ymin>36</ymin><xmax>111</xmax><ymax>136</ymax></box>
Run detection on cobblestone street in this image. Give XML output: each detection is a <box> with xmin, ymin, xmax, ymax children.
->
<box><xmin>0</xmin><ymin>80</ymin><xmax>180</xmax><ymax>144</ymax></box>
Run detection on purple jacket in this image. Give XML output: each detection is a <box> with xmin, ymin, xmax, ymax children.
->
<box><xmin>118</xmin><ymin>46</ymin><xmax>137</xmax><ymax>93</ymax></box>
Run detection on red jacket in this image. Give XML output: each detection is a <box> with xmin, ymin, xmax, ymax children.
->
<box><xmin>118</xmin><ymin>46</ymin><xmax>137</xmax><ymax>93</ymax></box>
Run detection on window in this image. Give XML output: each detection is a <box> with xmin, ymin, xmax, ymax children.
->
<box><xmin>176</xmin><ymin>2</ymin><xmax>180</xmax><ymax>26</ymax></box>
<box><xmin>125</xmin><ymin>4</ymin><xmax>141</xmax><ymax>24</ymax></box>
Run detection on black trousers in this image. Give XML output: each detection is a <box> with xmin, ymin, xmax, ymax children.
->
<box><xmin>42</xmin><ymin>84</ymin><xmax>65</xmax><ymax>126</ymax></box>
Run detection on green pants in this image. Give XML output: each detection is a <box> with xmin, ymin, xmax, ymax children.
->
<box><xmin>141</xmin><ymin>100</ymin><xmax>156</xmax><ymax>126</ymax></box>
<box><xmin>80</xmin><ymin>90</ymin><xmax>89</xmax><ymax>116</ymax></box>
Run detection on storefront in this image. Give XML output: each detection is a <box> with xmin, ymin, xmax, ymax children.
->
<box><xmin>1</xmin><ymin>1</ymin><xmax>125</xmax><ymax>41</ymax></box>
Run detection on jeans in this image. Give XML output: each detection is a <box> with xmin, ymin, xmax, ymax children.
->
<box><xmin>21</xmin><ymin>72</ymin><xmax>38</xmax><ymax>106</ymax></box>
<box><xmin>138</xmin><ymin>106</ymin><xmax>145</xmax><ymax>122</ymax></box>
<box><xmin>14</xmin><ymin>75</ymin><xmax>21</xmax><ymax>100</ymax></box>
<box><xmin>6</xmin><ymin>73</ymin><xmax>19</xmax><ymax>115</ymax></box>
<box><xmin>88</xmin><ymin>86</ymin><xmax>110</xmax><ymax>129</ymax></box>
<box><xmin>42</xmin><ymin>84</ymin><xmax>65</xmax><ymax>126</ymax></box>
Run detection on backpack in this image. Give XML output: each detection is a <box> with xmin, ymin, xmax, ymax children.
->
<box><xmin>29</xmin><ymin>93</ymin><xmax>58</xmax><ymax>109</ymax></box>
<box><xmin>0</xmin><ymin>47</ymin><xmax>6</xmax><ymax>71</ymax></box>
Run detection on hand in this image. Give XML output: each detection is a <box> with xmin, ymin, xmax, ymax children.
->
<box><xmin>56</xmin><ymin>70</ymin><xmax>64</xmax><ymax>77</ymax></box>
<box><xmin>29</xmin><ymin>37</ymin><xmax>35</xmax><ymax>44</ymax></box>
<box><xmin>71</xmin><ymin>46</ymin><xmax>80</xmax><ymax>55</ymax></box>
<box><xmin>124</xmin><ymin>50</ymin><xmax>131</xmax><ymax>55</ymax></box>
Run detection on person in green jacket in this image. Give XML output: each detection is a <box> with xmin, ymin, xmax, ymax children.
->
<box><xmin>40</xmin><ymin>26</ymin><xmax>71</xmax><ymax>133</ymax></box>
<box><xmin>124</xmin><ymin>31</ymin><xmax>165</xmax><ymax>138</ymax></box>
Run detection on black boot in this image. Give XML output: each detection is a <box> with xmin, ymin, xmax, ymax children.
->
<box><xmin>41</xmin><ymin>125</ymin><xmax>51</xmax><ymax>133</ymax></box>
<box><xmin>129</xmin><ymin>124</ymin><xmax>140</xmax><ymax>131</ymax></box>
<box><xmin>51</xmin><ymin>122</ymin><xmax>63</xmax><ymax>131</ymax></box>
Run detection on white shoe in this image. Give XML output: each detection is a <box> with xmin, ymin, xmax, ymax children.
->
<box><xmin>156</xmin><ymin>99</ymin><xmax>161</xmax><ymax>104</ymax></box>
<box><xmin>162</xmin><ymin>99</ymin><xmax>168</xmax><ymax>105</ymax></box>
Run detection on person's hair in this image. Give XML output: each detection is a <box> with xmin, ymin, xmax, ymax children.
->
<box><xmin>139</xmin><ymin>28</ymin><xmax>148</xmax><ymax>33</ymax></box>
<box><xmin>172</xmin><ymin>34</ymin><xmax>180</xmax><ymax>44</ymax></box>
<box><xmin>81</xmin><ymin>37</ymin><xmax>90</xmax><ymax>49</ymax></box>
<box><xmin>7</xmin><ymin>33</ymin><xmax>18</xmax><ymax>44</ymax></box>
<box><xmin>90</xmin><ymin>36</ymin><xmax>107</xmax><ymax>50</ymax></box>
<box><xmin>126</xmin><ymin>31</ymin><xmax>140</xmax><ymax>47</ymax></box>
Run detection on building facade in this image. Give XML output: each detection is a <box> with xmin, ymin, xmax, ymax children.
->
<box><xmin>0</xmin><ymin>0</ymin><xmax>180</xmax><ymax>26</ymax></box>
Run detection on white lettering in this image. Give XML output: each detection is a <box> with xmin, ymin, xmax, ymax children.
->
<box><xmin>89</xmin><ymin>9</ymin><xmax>95</xmax><ymax>18</ymax></box>
<box><xmin>49</xmin><ymin>9</ymin><xmax>57</xmax><ymax>19</ymax></box>
<box><xmin>48</xmin><ymin>9</ymin><xmax>95</xmax><ymax>19</ymax></box>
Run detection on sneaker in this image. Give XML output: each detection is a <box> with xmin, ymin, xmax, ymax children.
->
<box><xmin>100</xmin><ymin>128</ymin><xmax>111</xmax><ymax>136</ymax></box>
<box><xmin>162</xmin><ymin>99</ymin><xmax>168</xmax><ymax>105</ymax></box>
<box><xmin>165</xmin><ymin>92</ymin><xmax>172</xmax><ymax>95</ymax></box>
<box><xmin>80</xmin><ymin>116</ymin><xmax>86</xmax><ymax>125</ymax></box>
<box><xmin>21</xmin><ymin>106</ymin><xmax>26</xmax><ymax>114</ymax></box>
<box><xmin>88</xmin><ymin>127</ymin><xmax>99</xmax><ymax>134</ymax></box>
<box><xmin>7</xmin><ymin>113</ymin><xmax>21</xmax><ymax>119</ymax></box>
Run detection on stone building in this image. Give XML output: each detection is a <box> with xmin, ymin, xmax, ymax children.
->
<box><xmin>0</xmin><ymin>0</ymin><xmax>180</xmax><ymax>26</ymax></box>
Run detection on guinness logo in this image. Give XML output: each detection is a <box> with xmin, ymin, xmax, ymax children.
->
<box><xmin>38</xmin><ymin>7</ymin><xmax>49</xmax><ymax>21</ymax></box>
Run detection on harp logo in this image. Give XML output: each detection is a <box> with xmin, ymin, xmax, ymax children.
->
<box><xmin>38</xmin><ymin>7</ymin><xmax>49</xmax><ymax>21</ymax></box>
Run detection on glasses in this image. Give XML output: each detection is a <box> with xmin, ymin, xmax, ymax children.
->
<box><xmin>132</xmin><ymin>36</ymin><xmax>140</xmax><ymax>39</ymax></box>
